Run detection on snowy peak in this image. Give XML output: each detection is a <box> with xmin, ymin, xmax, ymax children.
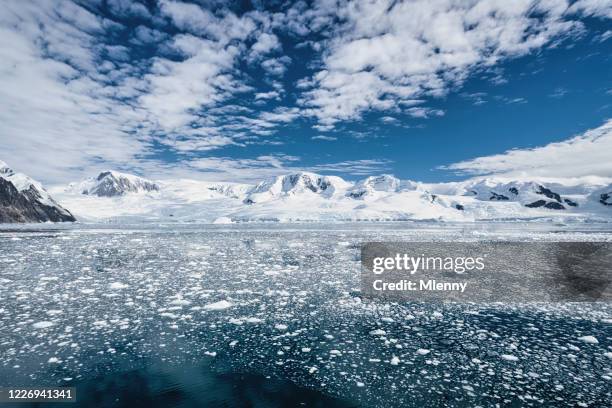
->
<box><xmin>0</xmin><ymin>160</ymin><xmax>75</xmax><ymax>223</ymax></box>
<box><xmin>463</xmin><ymin>179</ymin><xmax>582</xmax><ymax>210</ymax></box>
<box><xmin>0</xmin><ymin>160</ymin><xmax>14</xmax><ymax>177</ymax></box>
<box><xmin>80</xmin><ymin>171</ymin><xmax>160</xmax><ymax>197</ymax></box>
<box><xmin>347</xmin><ymin>174</ymin><xmax>421</xmax><ymax>198</ymax></box>
<box><xmin>246</xmin><ymin>172</ymin><xmax>350</xmax><ymax>203</ymax></box>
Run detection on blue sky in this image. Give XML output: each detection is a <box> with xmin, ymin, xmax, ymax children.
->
<box><xmin>0</xmin><ymin>0</ymin><xmax>610</xmax><ymax>184</ymax></box>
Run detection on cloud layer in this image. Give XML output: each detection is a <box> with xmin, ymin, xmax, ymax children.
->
<box><xmin>0</xmin><ymin>0</ymin><xmax>609</xmax><ymax>183</ymax></box>
<box><xmin>444</xmin><ymin>120</ymin><xmax>612</xmax><ymax>178</ymax></box>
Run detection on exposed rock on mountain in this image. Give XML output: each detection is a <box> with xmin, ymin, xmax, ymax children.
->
<box><xmin>0</xmin><ymin>160</ymin><xmax>76</xmax><ymax>223</ymax></box>
<box><xmin>244</xmin><ymin>172</ymin><xmax>350</xmax><ymax>204</ymax></box>
<box><xmin>76</xmin><ymin>171</ymin><xmax>160</xmax><ymax>197</ymax></box>
<box><xmin>462</xmin><ymin>179</ymin><xmax>582</xmax><ymax>210</ymax></box>
<box><xmin>45</xmin><ymin>170</ymin><xmax>612</xmax><ymax>223</ymax></box>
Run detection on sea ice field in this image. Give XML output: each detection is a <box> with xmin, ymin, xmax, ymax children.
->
<box><xmin>0</xmin><ymin>223</ymin><xmax>610</xmax><ymax>407</ymax></box>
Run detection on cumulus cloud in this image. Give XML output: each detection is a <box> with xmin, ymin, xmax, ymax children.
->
<box><xmin>0</xmin><ymin>0</ymin><xmax>302</xmax><ymax>183</ymax></box>
<box><xmin>0</xmin><ymin>0</ymin><xmax>610</xmax><ymax>184</ymax></box>
<box><xmin>443</xmin><ymin>120</ymin><xmax>612</xmax><ymax>178</ymax></box>
<box><xmin>295</xmin><ymin>0</ymin><xmax>603</xmax><ymax>127</ymax></box>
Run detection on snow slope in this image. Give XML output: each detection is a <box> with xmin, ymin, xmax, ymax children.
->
<box><xmin>47</xmin><ymin>170</ymin><xmax>612</xmax><ymax>223</ymax></box>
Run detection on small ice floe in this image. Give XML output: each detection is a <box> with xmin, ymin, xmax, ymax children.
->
<box><xmin>229</xmin><ymin>341</ymin><xmax>238</xmax><ymax>347</ymax></box>
<box><xmin>47</xmin><ymin>357</ymin><xmax>61</xmax><ymax>364</ymax></box>
<box><xmin>32</xmin><ymin>321</ymin><xmax>55</xmax><ymax>329</ymax></box>
<box><xmin>330</xmin><ymin>350</ymin><xmax>342</xmax><ymax>356</ymax></box>
<box><xmin>301</xmin><ymin>347</ymin><xmax>311</xmax><ymax>353</ymax></box>
<box><xmin>501</xmin><ymin>354</ymin><xmax>519</xmax><ymax>362</ymax></box>
<box><xmin>390</xmin><ymin>356</ymin><xmax>400</xmax><ymax>365</ymax></box>
<box><xmin>244</xmin><ymin>317</ymin><xmax>263</xmax><ymax>323</ymax></box>
<box><xmin>204</xmin><ymin>351</ymin><xmax>217</xmax><ymax>357</ymax></box>
<box><xmin>577</xmin><ymin>335</ymin><xmax>598</xmax><ymax>344</ymax></box>
<box><xmin>46</xmin><ymin>310</ymin><xmax>62</xmax><ymax>316</ymax></box>
<box><xmin>432</xmin><ymin>311</ymin><xmax>443</xmax><ymax>319</ymax></box>
<box><xmin>369</xmin><ymin>329</ymin><xmax>386</xmax><ymax>336</ymax></box>
<box><xmin>109</xmin><ymin>282</ymin><xmax>128</xmax><ymax>290</ymax></box>
<box><xmin>80</xmin><ymin>289</ymin><xmax>95</xmax><ymax>295</ymax></box>
<box><xmin>416</xmin><ymin>348</ymin><xmax>430</xmax><ymax>355</ymax></box>
<box><xmin>169</xmin><ymin>298</ymin><xmax>191</xmax><ymax>306</ymax></box>
<box><xmin>604</xmin><ymin>352</ymin><xmax>612</xmax><ymax>359</ymax></box>
<box><xmin>356</xmin><ymin>381</ymin><xmax>365</xmax><ymax>387</ymax></box>
<box><xmin>308</xmin><ymin>367</ymin><xmax>318</xmax><ymax>374</ymax></box>
<box><xmin>203</xmin><ymin>300</ymin><xmax>233</xmax><ymax>311</ymax></box>
<box><xmin>274</xmin><ymin>324</ymin><xmax>288</xmax><ymax>331</ymax></box>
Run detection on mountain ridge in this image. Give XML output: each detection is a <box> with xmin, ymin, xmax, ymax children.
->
<box><xmin>43</xmin><ymin>169</ymin><xmax>612</xmax><ymax>224</ymax></box>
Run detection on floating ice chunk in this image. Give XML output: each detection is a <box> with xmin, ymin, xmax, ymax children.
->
<box><xmin>604</xmin><ymin>352</ymin><xmax>612</xmax><ymax>359</ymax></box>
<box><xmin>80</xmin><ymin>289</ymin><xmax>95</xmax><ymax>295</ymax></box>
<box><xmin>301</xmin><ymin>347</ymin><xmax>311</xmax><ymax>352</ymax></box>
<box><xmin>213</xmin><ymin>217</ymin><xmax>233</xmax><ymax>224</ymax></box>
<box><xmin>432</xmin><ymin>311</ymin><xmax>443</xmax><ymax>318</ymax></box>
<box><xmin>109</xmin><ymin>282</ymin><xmax>128</xmax><ymax>290</ymax></box>
<box><xmin>203</xmin><ymin>300</ymin><xmax>233</xmax><ymax>311</ymax></box>
<box><xmin>369</xmin><ymin>329</ymin><xmax>386</xmax><ymax>336</ymax></box>
<box><xmin>274</xmin><ymin>324</ymin><xmax>288</xmax><ymax>331</ymax></box>
<box><xmin>416</xmin><ymin>348</ymin><xmax>430</xmax><ymax>355</ymax></box>
<box><xmin>169</xmin><ymin>298</ymin><xmax>191</xmax><ymax>306</ymax></box>
<box><xmin>204</xmin><ymin>351</ymin><xmax>217</xmax><ymax>357</ymax></box>
<box><xmin>32</xmin><ymin>321</ymin><xmax>54</xmax><ymax>329</ymax></box>
<box><xmin>356</xmin><ymin>381</ymin><xmax>365</xmax><ymax>387</ymax></box>
<box><xmin>390</xmin><ymin>356</ymin><xmax>400</xmax><ymax>365</ymax></box>
<box><xmin>577</xmin><ymin>335</ymin><xmax>598</xmax><ymax>344</ymax></box>
<box><xmin>330</xmin><ymin>350</ymin><xmax>342</xmax><ymax>355</ymax></box>
<box><xmin>501</xmin><ymin>354</ymin><xmax>519</xmax><ymax>361</ymax></box>
<box><xmin>245</xmin><ymin>317</ymin><xmax>263</xmax><ymax>323</ymax></box>
<box><xmin>48</xmin><ymin>357</ymin><xmax>60</xmax><ymax>364</ymax></box>
<box><xmin>229</xmin><ymin>341</ymin><xmax>238</xmax><ymax>347</ymax></box>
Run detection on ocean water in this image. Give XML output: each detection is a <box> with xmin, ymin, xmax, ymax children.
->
<box><xmin>0</xmin><ymin>223</ymin><xmax>610</xmax><ymax>407</ymax></box>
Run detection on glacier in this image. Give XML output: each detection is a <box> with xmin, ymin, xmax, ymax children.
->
<box><xmin>46</xmin><ymin>170</ymin><xmax>612</xmax><ymax>224</ymax></box>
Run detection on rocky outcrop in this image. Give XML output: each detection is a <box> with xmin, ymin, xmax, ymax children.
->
<box><xmin>0</xmin><ymin>177</ymin><xmax>76</xmax><ymax>223</ymax></box>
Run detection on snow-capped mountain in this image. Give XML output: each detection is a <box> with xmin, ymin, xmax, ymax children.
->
<box><xmin>0</xmin><ymin>160</ymin><xmax>76</xmax><ymax>223</ymax></box>
<box><xmin>244</xmin><ymin>172</ymin><xmax>351</xmax><ymax>204</ymax></box>
<box><xmin>43</xmin><ymin>169</ymin><xmax>612</xmax><ymax>224</ymax></box>
<box><xmin>70</xmin><ymin>170</ymin><xmax>160</xmax><ymax>197</ymax></box>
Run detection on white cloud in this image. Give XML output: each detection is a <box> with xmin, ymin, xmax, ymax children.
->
<box><xmin>312</xmin><ymin>135</ymin><xmax>338</xmax><ymax>141</ymax></box>
<box><xmin>260</xmin><ymin>56</ymin><xmax>292</xmax><ymax>76</ymax></box>
<box><xmin>442</xmin><ymin>119</ymin><xmax>612</xmax><ymax>178</ymax></box>
<box><xmin>249</xmin><ymin>32</ymin><xmax>281</xmax><ymax>61</ymax></box>
<box><xmin>0</xmin><ymin>1</ymin><xmax>300</xmax><ymax>183</ymax></box>
<box><xmin>569</xmin><ymin>0</ymin><xmax>612</xmax><ymax>19</ymax></box>
<box><xmin>406</xmin><ymin>107</ymin><xmax>445</xmax><ymax>119</ymax></box>
<box><xmin>1</xmin><ymin>0</ymin><xmax>610</xmax><ymax>185</ymax></box>
<box><xmin>182</xmin><ymin>155</ymin><xmax>392</xmax><ymax>182</ymax></box>
<box><xmin>255</xmin><ymin>91</ymin><xmax>281</xmax><ymax>100</ymax></box>
<box><xmin>296</xmin><ymin>0</ymin><xmax>602</xmax><ymax>127</ymax></box>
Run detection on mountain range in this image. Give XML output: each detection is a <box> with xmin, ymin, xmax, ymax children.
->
<box><xmin>1</xmin><ymin>160</ymin><xmax>611</xmax><ymax>224</ymax></box>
